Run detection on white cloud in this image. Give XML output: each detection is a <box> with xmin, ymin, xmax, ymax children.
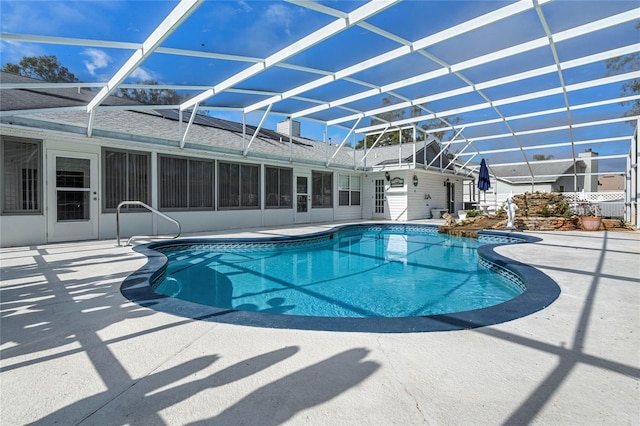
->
<box><xmin>264</xmin><ymin>3</ymin><xmax>294</xmax><ymax>36</ymax></box>
<box><xmin>0</xmin><ymin>40</ymin><xmax>44</xmax><ymax>65</ymax></box>
<box><xmin>130</xmin><ymin>67</ymin><xmax>157</xmax><ymax>82</ymax></box>
<box><xmin>82</xmin><ymin>49</ymin><xmax>111</xmax><ymax>76</ymax></box>
<box><xmin>236</xmin><ymin>1</ymin><xmax>253</xmax><ymax>13</ymax></box>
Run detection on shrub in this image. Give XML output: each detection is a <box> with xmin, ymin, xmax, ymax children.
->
<box><xmin>556</xmin><ymin>199</ymin><xmax>570</xmax><ymax>216</ymax></box>
<box><xmin>466</xmin><ymin>209</ymin><xmax>481</xmax><ymax>218</ymax></box>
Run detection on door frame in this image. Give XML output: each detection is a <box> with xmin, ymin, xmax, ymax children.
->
<box><xmin>294</xmin><ymin>173</ymin><xmax>311</xmax><ymax>224</ymax></box>
<box><xmin>47</xmin><ymin>150</ymin><xmax>99</xmax><ymax>243</ymax></box>
<box><xmin>446</xmin><ymin>180</ymin><xmax>456</xmax><ymax>214</ymax></box>
<box><xmin>372</xmin><ymin>177</ymin><xmax>387</xmax><ymax>219</ymax></box>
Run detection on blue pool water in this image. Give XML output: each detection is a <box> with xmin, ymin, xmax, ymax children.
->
<box><xmin>153</xmin><ymin>226</ymin><xmax>523</xmax><ymax>318</ymax></box>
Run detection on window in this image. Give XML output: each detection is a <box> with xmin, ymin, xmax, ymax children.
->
<box><xmin>218</xmin><ymin>162</ymin><xmax>259</xmax><ymax>209</ymax></box>
<box><xmin>57</xmin><ymin>157</ymin><xmax>90</xmax><ymax>221</ymax></box>
<box><xmin>338</xmin><ymin>175</ymin><xmax>361</xmax><ymax>206</ymax></box>
<box><xmin>265</xmin><ymin>166</ymin><xmax>292</xmax><ymax>208</ymax></box>
<box><xmin>159</xmin><ymin>155</ymin><xmax>213</xmax><ymax>210</ymax></box>
<box><xmin>2</xmin><ymin>137</ymin><xmax>41</xmax><ymax>214</ymax></box>
<box><xmin>312</xmin><ymin>171</ymin><xmax>333</xmax><ymax>208</ymax></box>
<box><xmin>103</xmin><ymin>149</ymin><xmax>150</xmax><ymax>211</ymax></box>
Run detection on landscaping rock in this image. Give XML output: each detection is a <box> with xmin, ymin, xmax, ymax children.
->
<box><xmin>437</xmin><ymin>192</ymin><xmax>632</xmax><ymax>236</ymax></box>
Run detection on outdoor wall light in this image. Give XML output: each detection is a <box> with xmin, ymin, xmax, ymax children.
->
<box><xmin>412</xmin><ymin>174</ymin><xmax>419</xmax><ymax>186</ymax></box>
<box><xmin>443</xmin><ymin>178</ymin><xmax>450</xmax><ymax>187</ymax></box>
<box><xmin>385</xmin><ymin>171</ymin><xmax>390</xmax><ymax>181</ymax></box>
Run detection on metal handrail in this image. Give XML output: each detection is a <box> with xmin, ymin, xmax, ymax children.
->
<box><xmin>116</xmin><ymin>201</ymin><xmax>181</xmax><ymax>246</ymax></box>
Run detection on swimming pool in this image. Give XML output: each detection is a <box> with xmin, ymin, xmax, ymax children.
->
<box><xmin>121</xmin><ymin>224</ymin><xmax>561</xmax><ymax>332</ymax></box>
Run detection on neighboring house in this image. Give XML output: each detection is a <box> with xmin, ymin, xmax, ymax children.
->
<box><xmin>461</xmin><ymin>150</ymin><xmax>629</xmax><ymax>218</ymax></box>
<box><xmin>464</xmin><ymin>150</ymin><xmax>599</xmax><ymax>205</ymax></box>
<box><xmin>598</xmin><ymin>174</ymin><xmax>625</xmax><ymax>191</ymax></box>
<box><xmin>490</xmin><ymin>160</ymin><xmax>581</xmax><ymax>194</ymax></box>
<box><xmin>0</xmin><ymin>72</ymin><xmax>462</xmax><ymax>247</ymax></box>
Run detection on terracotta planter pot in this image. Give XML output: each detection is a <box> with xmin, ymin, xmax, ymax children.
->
<box><xmin>581</xmin><ymin>216</ymin><xmax>602</xmax><ymax>231</ymax></box>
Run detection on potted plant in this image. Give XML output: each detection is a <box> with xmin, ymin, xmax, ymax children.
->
<box><xmin>576</xmin><ymin>200</ymin><xmax>602</xmax><ymax>231</ymax></box>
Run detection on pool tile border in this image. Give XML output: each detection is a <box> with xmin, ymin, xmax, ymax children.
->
<box><xmin>120</xmin><ymin>224</ymin><xmax>561</xmax><ymax>333</ymax></box>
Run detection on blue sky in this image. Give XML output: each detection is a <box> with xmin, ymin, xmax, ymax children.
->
<box><xmin>1</xmin><ymin>0</ymin><xmax>637</xmax><ymax>172</ymax></box>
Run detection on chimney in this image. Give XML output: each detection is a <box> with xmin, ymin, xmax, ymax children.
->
<box><xmin>277</xmin><ymin>118</ymin><xmax>301</xmax><ymax>138</ymax></box>
<box><xmin>578</xmin><ymin>149</ymin><xmax>599</xmax><ymax>192</ymax></box>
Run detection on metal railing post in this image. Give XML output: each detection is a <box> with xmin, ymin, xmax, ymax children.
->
<box><xmin>116</xmin><ymin>201</ymin><xmax>182</xmax><ymax>246</ymax></box>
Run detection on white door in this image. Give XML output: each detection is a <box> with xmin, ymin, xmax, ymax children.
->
<box><xmin>295</xmin><ymin>174</ymin><xmax>310</xmax><ymax>223</ymax></box>
<box><xmin>372</xmin><ymin>178</ymin><xmax>388</xmax><ymax>219</ymax></box>
<box><xmin>47</xmin><ymin>151</ymin><xmax>99</xmax><ymax>242</ymax></box>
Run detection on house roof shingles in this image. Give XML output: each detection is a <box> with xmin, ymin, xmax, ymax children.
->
<box><xmin>489</xmin><ymin>161</ymin><xmax>583</xmax><ymax>184</ymax></box>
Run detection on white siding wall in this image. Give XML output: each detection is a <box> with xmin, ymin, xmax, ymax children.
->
<box><xmin>101</xmin><ymin>208</ymin><xmax>297</xmax><ymax>240</ymax></box>
<box><xmin>1</xmin><ymin>131</ymin><xmax>105</xmax><ymax>246</ymax></box>
<box><xmin>423</xmin><ymin>174</ymin><xmax>448</xmax><ymax>216</ymax></box>
<box><xmin>407</xmin><ymin>171</ymin><xmax>435</xmax><ymax>220</ymax></box>
<box><xmin>310</xmin><ymin>208</ymin><xmax>334</xmax><ymax>223</ymax></box>
<box><xmin>159</xmin><ymin>210</ymin><xmax>263</xmax><ymax>234</ymax></box>
<box><xmin>1</xmin><ymin>127</ymin><xmax>472</xmax><ymax>247</ymax></box>
<box><xmin>100</xmin><ymin>212</ymin><xmax>154</xmax><ymax>241</ymax></box>
<box><xmin>334</xmin><ymin>172</ymin><xmax>364</xmax><ymax>221</ymax></box>
<box><xmin>263</xmin><ymin>208</ymin><xmax>295</xmax><ymax>227</ymax></box>
<box><xmin>385</xmin><ymin>170</ymin><xmax>408</xmax><ymax>221</ymax></box>
<box><xmin>386</xmin><ymin>188</ymin><xmax>407</xmax><ymax>220</ymax></box>
<box><xmin>0</xmin><ymin>215</ymin><xmax>46</xmax><ymax>247</ymax></box>
<box><xmin>334</xmin><ymin>206</ymin><xmax>362</xmax><ymax>221</ymax></box>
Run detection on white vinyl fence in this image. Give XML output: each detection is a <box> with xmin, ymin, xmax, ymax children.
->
<box><xmin>562</xmin><ymin>192</ymin><xmax>625</xmax><ymax>218</ymax></box>
<box><xmin>466</xmin><ymin>191</ymin><xmax>625</xmax><ymax>218</ymax></box>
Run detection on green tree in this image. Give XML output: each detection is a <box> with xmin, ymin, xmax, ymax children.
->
<box><xmin>358</xmin><ymin>96</ymin><xmax>407</xmax><ymax>148</ymax></box>
<box><xmin>3</xmin><ymin>55</ymin><xmax>185</xmax><ymax>107</ymax></box>
<box><xmin>605</xmin><ymin>21</ymin><xmax>639</xmax><ymax>117</ymax></box>
<box><xmin>355</xmin><ymin>95</ymin><xmax>460</xmax><ymax>149</ymax></box>
<box><xmin>117</xmin><ymin>80</ymin><xmax>185</xmax><ymax>105</ymax></box>
<box><xmin>2</xmin><ymin>55</ymin><xmax>78</xmax><ymax>82</ymax></box>
<box><xmin>419</xmin><ymin>116</ymin><xmax>461</xmax><ymax>144</ymax></box>
<box><xmin>532</xmin><ymin>154</ymin><xmax>554</xmax><ymax>161</ymax></box>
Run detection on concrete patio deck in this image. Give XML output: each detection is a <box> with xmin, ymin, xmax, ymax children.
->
<box><xmin>1</xmin><ymin>223</ymin><xmax>639</xmax><ymax>425</ymax></box>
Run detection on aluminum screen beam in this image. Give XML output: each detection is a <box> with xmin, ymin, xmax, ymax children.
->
<box><xmin>450</xmin><ymin>116</ymin><xmax>639</xmax><ymax>144</ymax></box>
<box><xmin>328</xmin><ymin>39</ymin><xmax>637</xmax><ymax>126</ymax></box>
<box><xmin>180</xmin><ymin>0</ymin><xmax>399</xmax><ymax>112</ymax></box>
<box><xmin>0</xmin><ymin>32</ymin><xmax>141</xmax><ymax>50</ymax></box>
<box><xmin>326</xmin><ymin>117</ymin><xmax>362</xmax><ymax>167</ymax></box>
<box><xmin>180</xmin><ymin>103</ymin><xmax>200</xmax><ymax>149</ymax></box>
<box><xmin>243</xmin><ymin>103</ymin><xmax>273</xmax><ymax>157</ymax></box>
<box><xmin>322</xmin><ymin>8</ymin><xmax>639</xmax><ymax>126</ymax></box>
<box><xmin>356</xmin><ymin>71</ymin><xmax>640</xmax><ymax>134</ymax></box>
<box><xmin>245</xmin><ymin>0</ymin><xmax>538</xmax><ymax>114</ymax></box>
<box><xmin>86</xmin><ymin>0</ymin><xmax>204</xmax><ymax>113</ymax></box>
<box><xmin>487</xmin><ymin>154</ymin><xmax>629</xmax><ymax>169</ymax></box>
<box><xmin>457</xmin><ymin>137</ymin><xmax>631</xmax><ymax>156</ymax></box>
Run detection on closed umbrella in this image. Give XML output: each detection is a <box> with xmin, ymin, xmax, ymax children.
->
<box><xmin>477</xmin><ymin>158</ymin><xmax>491</xmax><ymax>204</ymax></box>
